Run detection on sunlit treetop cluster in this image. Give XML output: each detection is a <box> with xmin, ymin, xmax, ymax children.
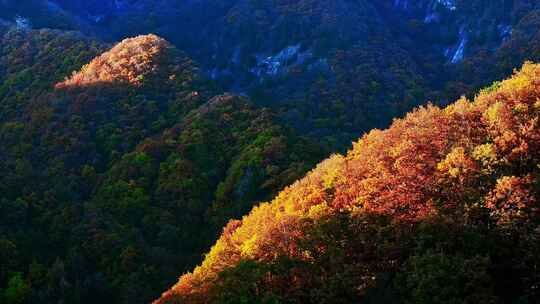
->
<box><xmin>55</xmin><ymin>34</ymin><xmax>174</xmax><ymax>88</ymax></box>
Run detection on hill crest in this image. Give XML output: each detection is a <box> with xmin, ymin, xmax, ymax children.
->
<box><xmin>56</xmin><ymin>34</ymin><xmax>174</xmax><ymax>88</ymax></box>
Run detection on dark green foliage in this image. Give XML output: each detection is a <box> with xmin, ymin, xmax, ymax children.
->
<box><xmin>211</xmin><ymin>260</ymin><xmax>282</xmax><ymax>304</ymax></box>
<box><xmin>0</xmin><ymin>26</ymin><xmax>324</xmax><ymax>304</ymax></box>
<box><xmin>397</xmin><ymin>252</ymin><xmax>496</xmax><ymax>304</ymax></box>
<box><xmin>2</xmin><ymin>273</ymin><xmax>31</xmax><ymax>304</ymax></box>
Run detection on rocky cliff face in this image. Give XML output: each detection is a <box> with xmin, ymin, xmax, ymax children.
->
<box><xmin>390</xmin><ymin>0</ymin><xmax>521</xmax><ymax>62</ymax></box>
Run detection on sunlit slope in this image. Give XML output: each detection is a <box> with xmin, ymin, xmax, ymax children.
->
<box><xmin>157</xmin><ymin>62</ymin><xmax>540</xmax><ymax>303</ymax></box>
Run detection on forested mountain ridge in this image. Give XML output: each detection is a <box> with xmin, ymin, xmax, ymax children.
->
<box><xmin>156</xmin><ymin>62</ymin><xmax>540</xmax><ymax>304</ymax></box>
<box><xmin>0</xmin><ymin>28</ymin><xmax>324</xmax><ymax>303</ymax></box>
<box><xmin>2</xmin><ymin>0</ymin><xmax>540</xmax><ymax>147</ymax></box>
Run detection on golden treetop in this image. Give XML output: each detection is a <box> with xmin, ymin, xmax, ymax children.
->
<box><xmin>56</xmin><ymin>34</ymin><xmax>172</xmax><ymax>88</ymax></box>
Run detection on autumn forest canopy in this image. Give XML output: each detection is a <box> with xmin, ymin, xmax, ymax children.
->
<box><xmin>0</xmin><ymin>0</ymin><xmax>540</xmax><ymax>304</ymax></box>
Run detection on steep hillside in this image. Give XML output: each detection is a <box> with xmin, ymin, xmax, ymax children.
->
<box><xmin>0</xmin><ymin>25</ymin><xmax>103</xmax><ymax>121</ymax></box>
<box><xmin>156</xmin><ymin>62</ymin><xmax>540</xmax><ymax>303</ymax></box>
<box><xmin>451</xmin><ymin>6</ymin><xmax>540</xmax><ymax>96</ymax></box>
<box><xmin>0</xmin><ymin>30</ymin><xmax>324</xmax><ymax>303</ymax></box>
<box><xmin>0</xmin><ymin>0</ymin><xmax>77</xmax><ymax>30</ymax></box>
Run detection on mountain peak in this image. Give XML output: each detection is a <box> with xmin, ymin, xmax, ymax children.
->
<box><xmin>56</xmin><ymin>34</ymin><xmax>174</xmax><ymax>88</ymax></box>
